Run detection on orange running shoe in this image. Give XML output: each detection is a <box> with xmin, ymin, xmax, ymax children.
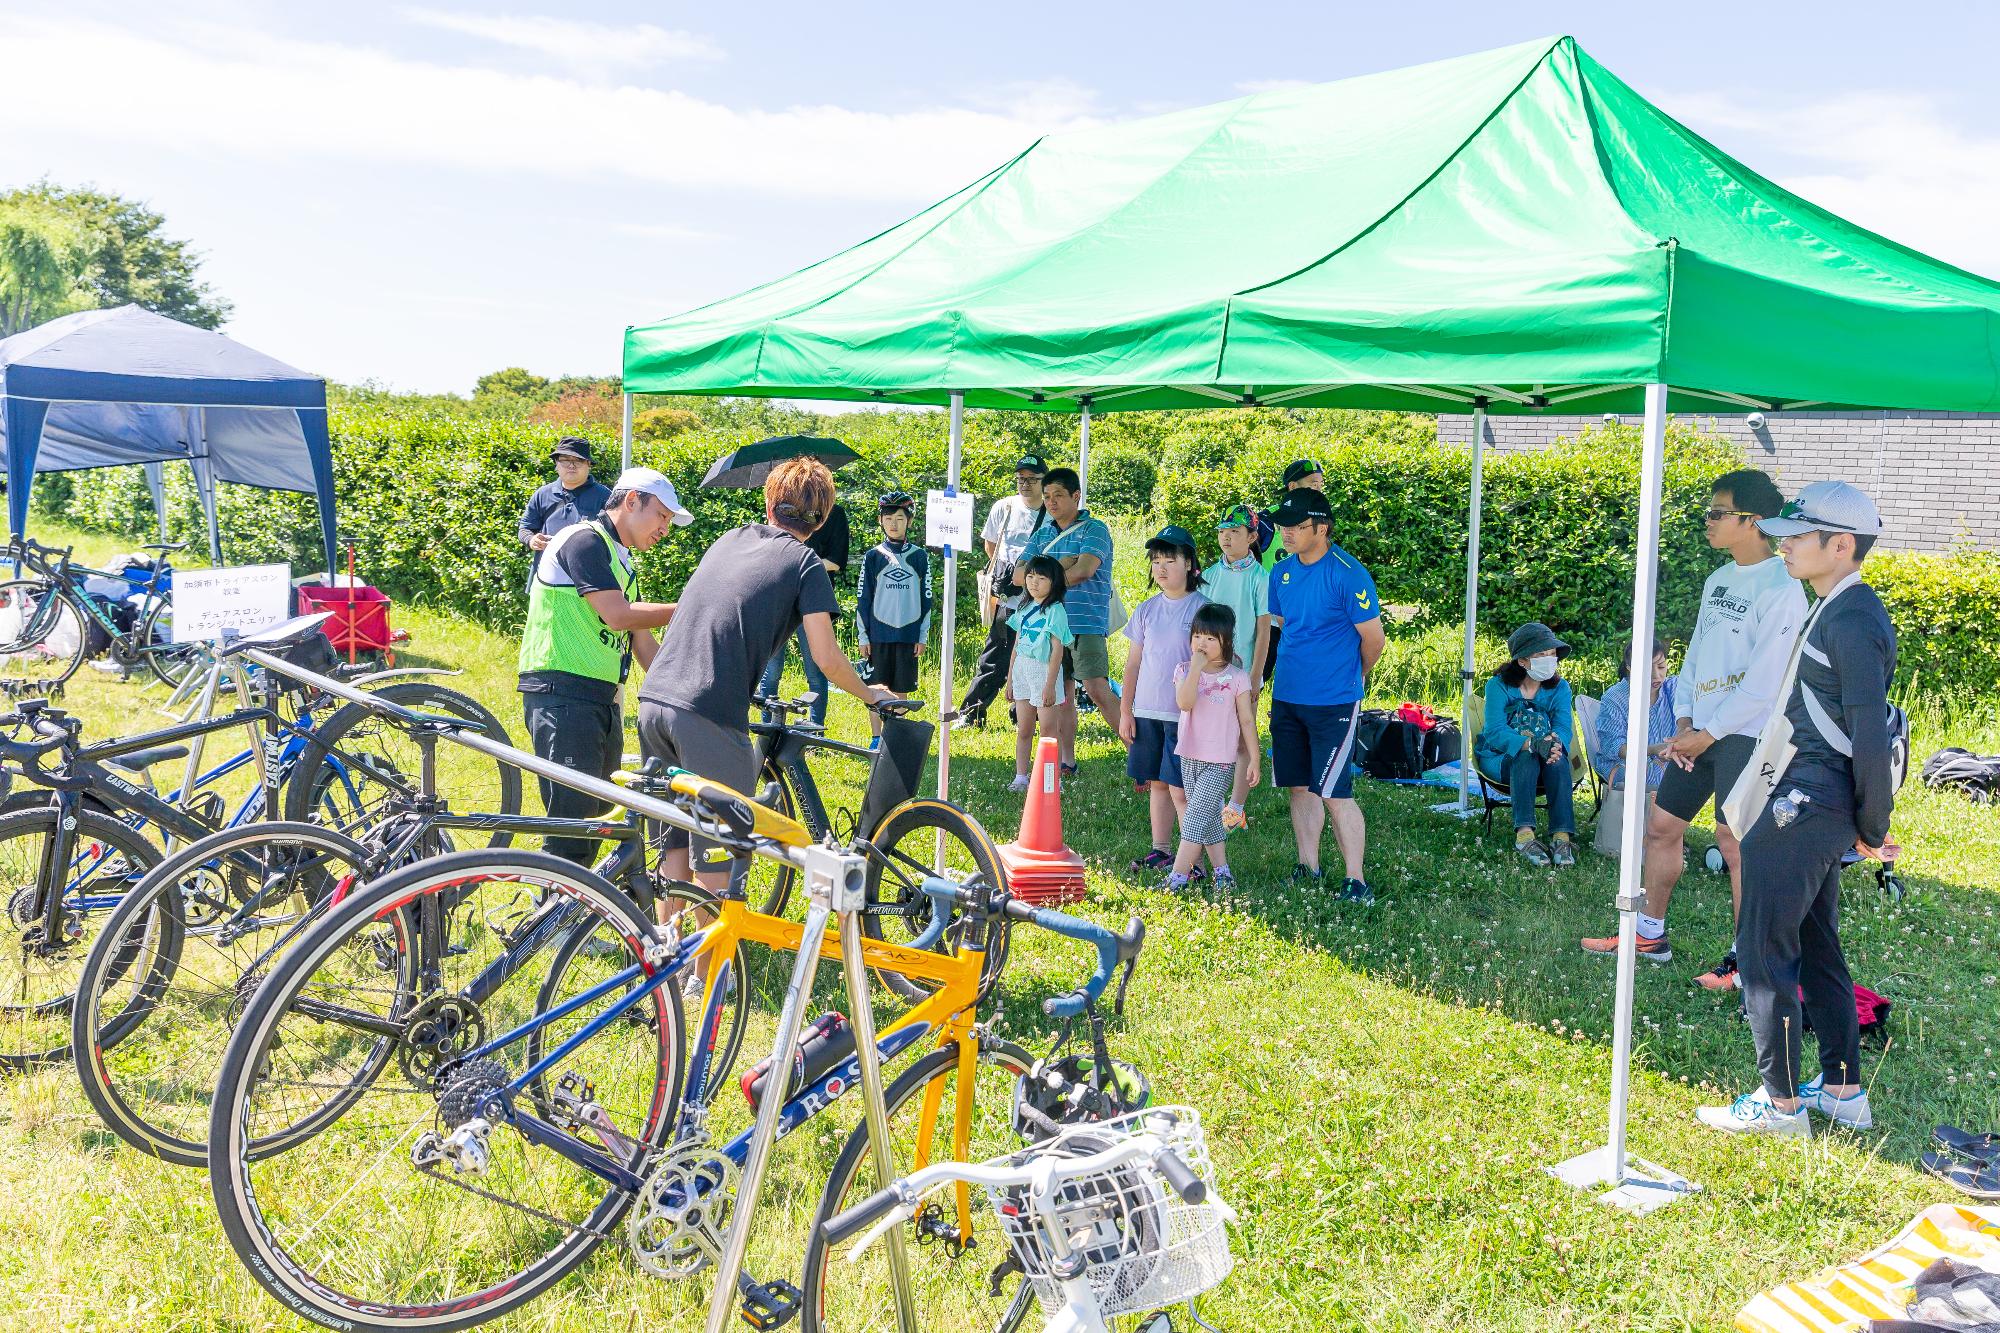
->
<box><xmin>1694</xmin><ymin>952</ymin><xmax>1740</xmax><ymax>990</ymax></box>
<box><xmin>1580</xmin><ymin>931</ymin><xmax>1673</xmax><ymax>963</ymax></box>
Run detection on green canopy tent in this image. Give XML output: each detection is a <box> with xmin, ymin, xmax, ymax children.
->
<box><xmin>625</xmin><ymin>33</ymin><xmax>2000</xmax><ymax>1214</ymax></box>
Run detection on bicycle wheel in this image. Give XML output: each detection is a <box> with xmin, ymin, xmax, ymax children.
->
<box><xmin>281</xmin><ymin>681</ymin><xmax>522</xmax><ymax>845</ymax></box>
<box><xmin>742</xmin><ymin>755</ymin><xmax>800</xmax><ymax>917</ymax></box>
<box><xmin>72</xmin><ymin>821</ymin><xmax>376</xmax><ymax>1167</ymax></box>
<box><xmin>802</xmin><ymin>1038</ymin><xmax>1037</xmax><ymax>1332</ymax></box>
<box><xmin>863</xmin><ymin>799</ymin><xmax>1011</xmax><ymax>1002</ymax></box>
<box><xmin>0</xmin><ymin>580</ymin><xmax>86</xmax><ymax>687</ymax></box>
<box><xmin>136</xmin><ymin>597</ymin><xmax>202</xmax><ymax>690</ymax></box>
<box><xmin>532</xmin><ymin>877</ymin><xmax>746</xmax><ymax>1109</ymax></box>
<box><xmin>0</xmin><ymin>806</ymin><xmax>163</xmax><ymax>1068</ymax></box>
<box><xmin>209</xmin><ymin>849</ymin><xmax>685</xmax><ymax>1332</ymax></box>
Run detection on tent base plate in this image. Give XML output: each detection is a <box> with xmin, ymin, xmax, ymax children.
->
<box><xmin>1427</xmin><ymin>800</ymin><xmax>1481</xmax><ymax>820</ymax></box>
<box><xmin>1549</xmin><ymin>1146</ymin><xmax>1699</xmax><ymax>1215</ymax></box>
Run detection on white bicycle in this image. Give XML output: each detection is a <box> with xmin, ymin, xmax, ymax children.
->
<box><xmin>823</xmin><ymin>1107</ymin><xmax>1235</xmax><ymax>1333</ymax></box>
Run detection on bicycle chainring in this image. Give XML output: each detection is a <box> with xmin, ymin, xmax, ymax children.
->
<box><xmin>626</xmin><ymin>1146</ymin><xmax>739</xmax><ymax>1280</ymax></box>
<box><xmin>398</xmin><ymin>995</ymin><xmax>487</xmax><ymax>1088</ymax></box>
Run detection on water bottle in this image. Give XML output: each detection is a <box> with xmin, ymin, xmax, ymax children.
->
<box><xmin>740</xmin><ymin>1012</ymin><xmax>854</xmax><ymax>1109</ymax></box>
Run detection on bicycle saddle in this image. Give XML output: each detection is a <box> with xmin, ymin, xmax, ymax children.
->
<box><xmin>141</xmin><ymin>541</ymin><xmax>188</xmax><ymax>554</ymax></box>
<box><xmin>105</xmin><ymin>745</ymin><xmax>191</xmax><ymax>774</ymax></box>
<box><xmin>217</xmin><ymin>611</ymin><xmax>335</xmax><ymax>659</ymax></box>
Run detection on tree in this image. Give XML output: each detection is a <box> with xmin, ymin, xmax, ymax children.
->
<box><xmin>0</xmin><ymin>182</ymin><xmax>230</xmax><ymax>335</ymax></box>
<box><xmin>474</xmin><ymin>367</ymin><xmax>553</xmax><ymax>403</ymax></box>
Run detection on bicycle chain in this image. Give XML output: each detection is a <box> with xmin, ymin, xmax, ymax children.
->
<box><xmin>411</xmin><ymin>1158</ymin><xmax>615</xmax><ymax>1240</ymax></box>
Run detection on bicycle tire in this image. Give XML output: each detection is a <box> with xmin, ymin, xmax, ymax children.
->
<box><xmin>280</xmin><ymin>680</ymin><xmax>522</xmax><ymax>844</ymax></box>
<box><xmin>136</xmin><ymin>597</ymin><xmax>201</xmax><ymax>690</ymax></box>
<box><xmin>801</xmin><ymin>1037</ymin><xmax>1037</xmax><ymax>1333</ymax></box>
<box><xmin>0</xmin><ymin>580</ymin><xmax>86</xmax><ymax>686</ymax></box>
<box><xmin>862</xmin><ymin>798</ymin><xmax>1011</xmax><ymax>1003</ymax></box>
<box><xmin>209</xmin><ymin>848</ymin><xmax>685</xmax><ymax>1332</ymax></box>
<box><xmin>532</xmin><ymin>877</ymin><xmax>747</xmax><ymax>1107</ymax></box>
<box><xmin>71</xmin><ymin>820</ymin><xmax>382</xmax><ymax>1167</ymax></box>
<box><xmin>0</xmin><ymin>805</ymin><xmax>164</xmax><ymax>1068</ymax></box>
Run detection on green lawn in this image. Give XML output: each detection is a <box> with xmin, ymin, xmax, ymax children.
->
<box><xmin>1</xmin><ymin>518</ymin><xmax>1997</xmax><ymax>1331</ymax></box>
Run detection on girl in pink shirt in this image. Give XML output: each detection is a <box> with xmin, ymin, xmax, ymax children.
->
<box><xmin>1166</xmin><ymin>603</ymin><xmax>1258</xmax><ymax>892</ymax></box>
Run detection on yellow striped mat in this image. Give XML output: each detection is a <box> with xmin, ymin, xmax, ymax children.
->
<box><xmin>1736</xmin><ymin>1204</ymin><xmax>2000</xmax><ymax>1332</ymax></box>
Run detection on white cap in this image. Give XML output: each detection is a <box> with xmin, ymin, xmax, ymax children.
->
<box><xmin>614</xmin><ymin>467</ymin><xmax>694</xmax><ymax>526</ymax></box>
<box><xmin>1758</xmin><ymin>480</ymin><xmax>1882</xmax><ymax>538</ymax></box>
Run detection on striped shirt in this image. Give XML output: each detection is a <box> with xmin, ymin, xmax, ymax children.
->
<box><xmin>1594</xmin><ymin>676</ymin><xmax>1677</xmax><ymax>789</ymax></box>
<box><xmin>1023</xmin><ymin>509</ymin><xmax>1115</xmax><ymax>637</ymax></box>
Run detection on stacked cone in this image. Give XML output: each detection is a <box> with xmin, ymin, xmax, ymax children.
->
<box><xmin>997</xmin><ymin>736</ymin><xmax>1087</xmax><ymax>906</ymax></box>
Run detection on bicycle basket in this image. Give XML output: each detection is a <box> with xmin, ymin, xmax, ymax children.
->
<box><xmin>986</xmin><ymin>1106</ymin><xmax>1232</xmax><ymax>1318</ymax></box>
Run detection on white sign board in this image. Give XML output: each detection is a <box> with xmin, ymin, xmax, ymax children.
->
<box><xmin>171</xmin><ymin>563</ymin><xmax>293</xmax><ymax>643</ymax></box>
<box><xmin>925</xmin><ymin>489</ymin><xmax>976</xmax><ymax>553</ymax></box>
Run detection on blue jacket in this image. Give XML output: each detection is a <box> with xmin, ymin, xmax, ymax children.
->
<box><xmin>1475</xmin><ymin>675</ymin><xmax>1575</xmax><ymax>774</ymax></box>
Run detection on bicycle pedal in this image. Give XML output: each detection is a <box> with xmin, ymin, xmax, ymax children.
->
<box><xmin>737</xmin><ymin>1276</ymin><xmax>802</xmax><ymax>1330</ymax></box>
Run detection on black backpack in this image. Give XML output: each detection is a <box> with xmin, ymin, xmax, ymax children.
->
<box><xmin>1357</xmin><ymin>709</ymin><xmax>1427</xmax><ymax>781</ymax></box>
<box><xmin>1922</xmin><ymin>747</ymin><xmax>2000</xmax><ymax>803</ymax></box>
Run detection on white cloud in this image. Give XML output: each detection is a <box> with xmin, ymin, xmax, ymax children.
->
<box><xmin>399</xmin><ymin>8</ymin><xmax>723</xmax><ymax>72</ymax></box>
<box><xmin>3</xmin><ymin>15</ymin><xmax>1098</xmax><ymax>201</ymax></box>
<box><xmin>1661</xmin><ymin>88</ymin><xmax>2000</xmax><ymax>283</ymax></box>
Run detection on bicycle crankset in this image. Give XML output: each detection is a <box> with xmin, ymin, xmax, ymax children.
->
<box><xmin>626</xmin><ymin>1145</ymin><xmax>739</xmax><ymax>1280</ymax></box>
<box><xmin>397</xmin><ymin>995</ymin><xmax>487</xmax><ymax>1087</ymax></box>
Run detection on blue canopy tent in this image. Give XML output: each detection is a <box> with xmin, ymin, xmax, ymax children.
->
<box><xmin>0</xmin><ymin>305</ymin><xmax>338</xmax><ymax>576</ymax></box>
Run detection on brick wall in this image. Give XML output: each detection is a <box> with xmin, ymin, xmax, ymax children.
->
<box><xmin>1436</xmin><ymin>411</ymin><xmax>2000</xmax><ymax>553</ymax></box>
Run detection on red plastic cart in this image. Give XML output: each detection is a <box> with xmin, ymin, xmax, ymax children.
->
<box><xmin>296</xmin><ymin>582</ymin><xmax>396</xmax><ymax>664</ymax></box>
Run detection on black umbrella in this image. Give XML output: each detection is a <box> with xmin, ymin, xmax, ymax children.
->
<box><xmin>700</xmin><ymin>435</ymin><xmax>858</xmax><ymax>489</ymax></box>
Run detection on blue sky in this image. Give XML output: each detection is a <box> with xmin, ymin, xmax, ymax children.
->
<box><xmin>6</xmin><ymin>1</ymin><xmax>1995</xmax><ymax>394</ymax></box>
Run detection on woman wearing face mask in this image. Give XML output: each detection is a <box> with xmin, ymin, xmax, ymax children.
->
<box><xmin>1476</xmin><ymin>621</ymin><xmax>1578</xmax><ymax>866</ymax></box>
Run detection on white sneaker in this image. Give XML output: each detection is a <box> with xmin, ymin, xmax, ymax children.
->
<box><xmin>1695</xmin><ymin>1088</ymin><xmax>1811</xmax><ymax>1137</ymax></box>
<box><xmin>1007</xmin><ymin>774</ymin><xmax>1031</xmax><ymax>793</ymax></box>
<box><xmin>1799</xmin><ymin>1075</ymin><xmax>1874</xmax><ymax>1129</ymax></box>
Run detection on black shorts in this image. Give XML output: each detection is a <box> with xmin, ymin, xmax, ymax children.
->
<box><xmin>1270</xmin><ymin>698</ymin><xmax>1361</xmax><ymax>799</ymax></box>
<box><xmin>1655</xmin><ymin>731</ymin><xmax>1757</xmax><ymax>826</ymax></box>
<box><xmin>868</xmin><ymin>641</ymin><xmax>921</xmax><ymax>693</ymax></box>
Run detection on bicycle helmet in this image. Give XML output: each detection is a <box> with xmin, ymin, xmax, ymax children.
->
<box><xmin>877</xmin><ymin>491</ymin><xmax>915</xmax><ymax>516</ymax></box>
<box><xmin>1012</xmin><ymin>1052</ymin><xmax>1151</xmax><ymax>1142</ymax></box>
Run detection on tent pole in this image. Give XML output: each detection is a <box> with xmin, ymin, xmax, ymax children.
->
<box><xmin>1078</xmin><ymin>401</ymin><xmax>1092</xmax><ymax>504</ymax></box>
<box><xmin>192</xmin><ymin>412</ymin><xmax>222</xmax><ymax>565</ymax></box>
<box><xmin>1458</xmin><ymin>400</ymin><xmax>1486</xmax><ymax>812</ymax></box>
<box><xmin>936</xmin><ymin>391</ymin><xmax>964</xmax><ymax>800</ymax></box>
<box><xmin>1549</xmin><ymin>382</ymin><xmax>1697</xmax><ymax>1214</ymax></box>
<box><xmin>144</xmin><ymin>462</ymin><xmax>169</xmax><ymax>543</ymax></box>
<box><xmin>620</xmin><ymin>393</ymin><xmax>633</xmax><ymax>471</ymax></box>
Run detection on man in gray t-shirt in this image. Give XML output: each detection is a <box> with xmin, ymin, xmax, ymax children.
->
<box><xmin>639</xmin><ymin>460</ymin><xmax>892</xmax><ymax>886</ymax></box>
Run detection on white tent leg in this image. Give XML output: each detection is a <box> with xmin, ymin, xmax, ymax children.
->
<box><xmin>1436</xmin><ymin>401</ymin><xmax>1487</xmax><ymax>819</ymax></box>
<box><xmin>144</xmin><ymin>461</ymin><xmax>169</xmax><ymax>542</ymax></box>
<box><xmin>1077</xmin><ymin>401</ymin><xmax>1092</xmax><ymax>504</ymax></box>
<box><xmin>189</xmin><ymin>414</ymin><xmax>222</xmax><ymax>565</ymax></box>
<box><xmin>620</xmin><ymin>392</ymin><xmax>633</xmax><ymax>471</ymax></box>
<box><xmin>1550</xmin><ymin>382</ymin><xmax>1698</xmax><ymax>1214</ymax></box>
<box><xmin>936</xmin><ymin>391</ymin><xmax>964</xmax><ymax>800</ymax></box>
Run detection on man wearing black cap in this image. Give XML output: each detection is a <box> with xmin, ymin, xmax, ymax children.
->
<box><xmin>1251</xmin><ymin>458</ymin><xmax>1327</xmax><ymax>683</ymax></box>
<box><xmin>519</xmin><ymin>437</ymin><xmax>612</xmax><ymax>557</ymax></box>
<box><xmin>1267</xmin><ymin>486</ymin><xmax>1385</xmax><ymax>905</ymax></box>
<box><xmin>960</xmin><ymin>454</ymin><xmax>1049</xmax><ymax>727</ymax></box>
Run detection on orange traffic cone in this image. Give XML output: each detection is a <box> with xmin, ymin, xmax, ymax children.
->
<box><xmin>997</xmin><ymin>736</ymin><xmax>1087</xmax><ymax>905</ymax></box>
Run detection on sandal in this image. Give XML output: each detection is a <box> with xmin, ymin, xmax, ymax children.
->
<box><xmin>1921</xmin><ymin>1151</ymin><xmax>2000</xmax><ymax>1200</ymax></box>
<box><xmin>1933</xmin><ymin>1125</ymin><xmax>2000</xmax><ymax>1164</ymax></box>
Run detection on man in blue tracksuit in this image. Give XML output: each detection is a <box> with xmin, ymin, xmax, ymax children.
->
<box><xmin>1697</xmin><ymin>481</ymin><xmax>1897</xmax><ymax>1138</ymax></box>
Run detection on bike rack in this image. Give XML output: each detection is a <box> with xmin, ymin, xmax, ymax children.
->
<box><xmin>241</xmin><ymin>639</ymin><xmax>919</xmax><ymax>1333</ymax></box>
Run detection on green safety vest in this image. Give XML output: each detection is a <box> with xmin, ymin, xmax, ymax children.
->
<box><xmin>517</xmin><ymin>520</ymin><xmax>637</xmax><ymax>684</ymax></box>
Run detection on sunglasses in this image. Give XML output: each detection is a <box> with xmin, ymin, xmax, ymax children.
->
<box><xmin>1774</xmin><ymin>499</ymin><xmax>1858</xmax><ymax>532</ymax></box>
<box><xmin>1703</xmin><ymin>507</ymin><xmax>1759</xmax><ymax>523</ymax></box>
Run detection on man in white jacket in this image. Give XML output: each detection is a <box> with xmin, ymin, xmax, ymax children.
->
<box><xmin>1582</xmin><ymin>469</ymin><xmax>1804</xmax><ymax>982</ymax></box>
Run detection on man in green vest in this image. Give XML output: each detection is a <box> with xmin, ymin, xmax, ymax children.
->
<box><xmin>518</xmin><ymin>466</ymin><xmax>690</xmax><ymax>864</ymax></box>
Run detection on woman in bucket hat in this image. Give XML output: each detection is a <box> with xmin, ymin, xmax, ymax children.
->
<box><xmin>1475</xmin><ymin>621</ymin><xmax>1579</xmax><ymax>866</ymax></box>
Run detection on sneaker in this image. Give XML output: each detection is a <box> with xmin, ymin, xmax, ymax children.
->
<box><xmin>1800</xmin><ymin>1075</ymin><xmax>1874</xmax><ymax>1129</ymax></box>
<box><xmin>1288</xmin><ymin>864</ymin><xmax>1322</xmax><ymax>887</ymax></box>
<box><xmin>1580</xmin><ymin>930</ymin><xmax>1673</xmax><ymax>963</ymax></box>
<box><xmin>1060</xmin><ymin>761</ymin><xmax>1080</xmax><ymax>778</ymax></box>
<box><xmin>1336</xmin><ymin>878</ymin><xmax>1376</xmax><ymax>907</ymax></box>
<box><xmin>1161</xmin><ymin>872</ymin><xmax>1192</xmax><ymax>893</ymax></box>
<box><xmin>1221</xmin><ymin>803</ymin><xmax>1249</xmax><ymax>832</ymax></box>
<box><xmin>1007</xmin><ymin>774</ymin><xmax>1031</xmax><ymax>793</ymax></box>
<box><xmin>1695</xmin><ymin>1088</ymin><xmax>1811</xmax><ymax>1137</ymax></box>
<box><xmin>1695</xmin><ymin>952</ymin><xmax>1740</xmax><ymax>991</ymax></box>
<box><xmin>868</xmin><ymin>737</ymin><xmax>881</xmax><ymax>753</ymax></box>
<box><xmin>1187</xmin><ymin>863</ymin><xmax>1208</xmax><ymax>884</ymax></box>
<box><xmin>1210</xmin><ymin>869</ymin><xmax>1237</xmax><ymax>893</ymax></box>
<box><xmin>1129</xmin><ymin>849</ymin><xmax>1172</xmax><ymax>873</ymax></box>
<box><xmin>1549</xmin><ymin>837</ymin><xmax>1577</xmax><ymax>867</ymax></box>
<box><xmin>1516</xmin><ymin>837</ymin><xmax>1552</xmax><ymax>868</ymax></box>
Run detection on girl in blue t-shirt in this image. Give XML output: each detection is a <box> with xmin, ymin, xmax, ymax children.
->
<box><xmin>1006</xmin><ymin>556</ymin><xmax>1074</xmax><ymax>792</ymax></box>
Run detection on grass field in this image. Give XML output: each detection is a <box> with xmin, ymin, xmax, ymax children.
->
<box><xmin>1</xmin><ymin>518</ymin><xmax>1997</xmax><ymax>1332</ymax></box>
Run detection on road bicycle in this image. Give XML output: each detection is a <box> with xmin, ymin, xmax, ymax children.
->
<box><xmin>746</xmin><ymin>692</ymin><xmax>1012</xmax><ymax>1000</ymax></box>
<box><xmin>0</xmin><ymin>625</ymin><xmax>513</xmax><ymax>1066</ymax></box>
<box><xmin>826</xmin><ymin>1106</ymin><xmax>1233</xmax><ymax>1333</ymax></box>
<box><xmin>0</xmin><ymin>534</ymin><xmax>188</xmax><ymax>689</ymax></box>
<box><xmin>206</xmin><ymin>748</ymin><xmax>1141</xmax><ymax>1331</ymax></box>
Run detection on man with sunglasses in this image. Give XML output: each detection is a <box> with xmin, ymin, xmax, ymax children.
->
<box><xmin>1581</xmin><ymin>469</ymin><xmax>1804</xmax><ymax>980</ymax></box>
